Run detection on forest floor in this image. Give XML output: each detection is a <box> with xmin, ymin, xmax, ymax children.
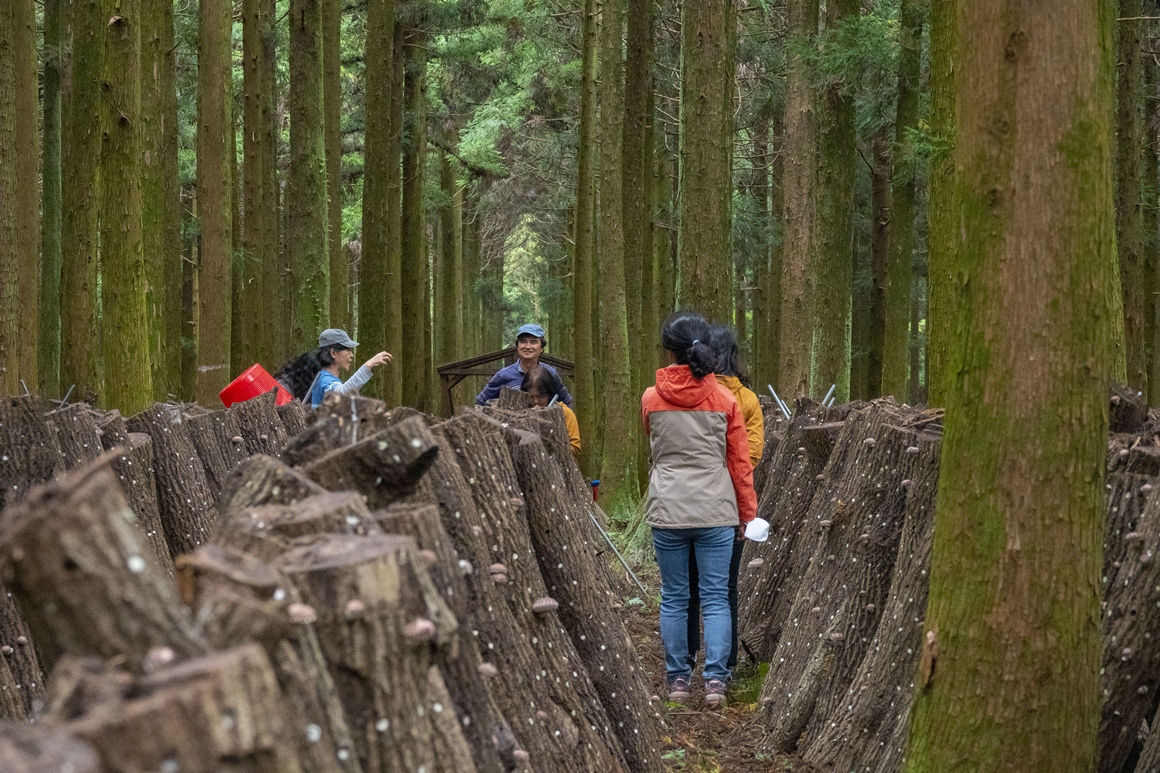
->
<box><xmin>617</xmin><ymin>561</ymin><xmax>813</xmax><ymax>773</ymax></box>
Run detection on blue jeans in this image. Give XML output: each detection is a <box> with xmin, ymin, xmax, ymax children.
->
<box><xmin>652</xmin><ymin>526</ymin><xmax>735</xmax><ymax>683</ymax></box>
<box><xmin>687</xmin><ymin>536</ymin><xmax>746</xmax><ymax>669</ymax></box>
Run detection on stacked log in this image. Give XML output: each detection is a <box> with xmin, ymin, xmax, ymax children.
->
<box><xmin>0</xmin><ymin>397</ymin><xmax>62</xmax><ymax>507</ymax></box>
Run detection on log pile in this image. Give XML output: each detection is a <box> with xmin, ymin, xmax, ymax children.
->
<box><xmin>0</xmin><ymin>390</ymin><xmax>664</xmax><ymax>772</ymax></box>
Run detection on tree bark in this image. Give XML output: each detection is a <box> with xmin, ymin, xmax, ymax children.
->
<box><xmin>624</xmin><ymin>0</ymin><xmax>653</xmax><ymax>402</ymax></box>
<box><xmin>1119</xmin><ymin>1</ymin><xmax>1148</xmax><ymax>394</ymax></box>
<box><xmin>866</xmin><ymin>129</ymin><xmax>892</xmax><ymax>400</ymax></box>
<box><xmin>10</xmin><ymin>0</ymin><xmax>38</xmax><ymax>389</ymax></box>
<box><xmin>573</xmin><ymin>0</ymin><xmax>598</xmax><ymax>475</ymax></box>
<box><xmin>437</xmin><ymin>152</ymin><xmax>463</xmax><ymax>368</ymax></box>
<box><xmin>183</xmin><ymin>409</ymin><xmax>249</xmax><ymax>500</ymax></box>
<box><xmin>228</xmin><ymin>389</ymin><xmax>290</xmax><ymax>458</ymax></box>
<box><xmin>38</xmin><ymin>0</ymin><xmax>64</xmax><ymax>398</ymax></box>
<box><xmin>324</xmin><ymin>0</ymin><xmax>346</xmax><ymax>331</ymax></box>
<box><xmin>108</xmin><ymin>432</ymin><xmax>176</xmax><ymax>575</ymax></box>
<box><xmin>924</xmin><ymin>0</ymin><xmax>954</xmax><ymax>408</ymax></box>
<box><xmin>0</xmin><ymin>723</ymin><xmax>100</xmax><ymax>771</ymax></box>
<box><xmin>0</xmin><ymin>397</ymin><xmax>64</xmax><ymax>508</ymax></box>
<box><xmin>903</xmin><ymin>1</ymin><xmax>1121</xmax><ymax>768</ymax></box>
<box><xmin>0</xmin><ymin>580</ymin><xmax>47</xmax><ymax>716</ymax></box>
<box><xmin>217</xmin><ymin>454</ymin><xmax>328</xmax><ymax>517</ymax></box>
<box><xmin>288</xmin><ymin>0</ymin><xmax>331</xmax><ymax>353</ymax></box>
<box><xmin>197</xmin><ymin>0</ymin><xmax>234</xmax><ymax>405</ymax></box>
<box><xmin>401</xmin><ymin>25</ymin><xmax>430</xmax><ymax>410</ymax></box>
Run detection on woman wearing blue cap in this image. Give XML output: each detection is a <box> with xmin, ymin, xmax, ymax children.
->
<box><xmin>274</xmin><ymin>328</ymin><xmax>393</xmax><ymax>408</ymax></box>
<box><xmin>475</xmin><ymin>323</ymin><xmax>573</xmax><ymax>407</ymax></box>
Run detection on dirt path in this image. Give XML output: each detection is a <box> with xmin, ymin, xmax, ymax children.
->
<box><xmin>621</xmin><ymin>566</ymin><xmax>812</xmax><ymax>773</ymax></box>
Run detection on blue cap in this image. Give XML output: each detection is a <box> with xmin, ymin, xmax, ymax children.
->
<box><xmin>516</xmin><ymin>324</ymin><xmax>546</xmax><ymax>340</ymax></box>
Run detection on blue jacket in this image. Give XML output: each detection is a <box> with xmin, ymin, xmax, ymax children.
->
<box><xmin>475</xmin><ymin>361</ymin><xmax>574</xmax><ymax>407</ymax></box>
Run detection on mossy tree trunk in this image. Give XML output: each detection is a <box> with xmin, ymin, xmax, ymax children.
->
<box><xmin>778</xmin><ymin>0</ymin><xmax>818</xmax><ymax>398</ymax></box>
<box><xmin>624</xmin><ymin>0</ymin><xmax>653</xmax><ymax>399</ymax></box>
<box><xmin>573</xmin><ymin>0</ymin><xmax>598</xmax><ymax>474</ymax></box>
<box><xmin>810</xmin><ymin>0</ymin><xmax>857</xmax><ymax>404</ymax></box>
<box><xmin>142</xmin><ymin>0</ymin><xmax>181</xmax><ymax>399</ymax></box>
<box><xmin>676</xmin><ymin>0</ymin><xmax>732</xmax><ymax>323</ymax></box>
<box><xmin>903</xmin><ymin>2</ymin><xmax>1121</xmax><ymax>770</ymax></box>
<box><xmin>1118</xmin><ymin>1</ymin><xmax>1148</xmax><ymax>395</ymax></box>
<box><xmin>197</xmin><ymin>0</ymin><xmax>234</xmax><ymax>405</ymax></box>
<box><xmin>754</xmin><ymin>114</ymin><xmax>783</xmax><ymax>394</ymax></box>
<box><xmin>1146</xmin><ymin>13</ymin><xmax>1160</xmax><ymax>407</ymax></box>
<box><xmin>100</xmin><ymin>0</ymin><xmax>153</xmax><ymax>413</ymax></box>
<box><xmin>13</xmin><ymin>0</ymin><xmax>38</xmax><ymax>389</ymax></box>
<box><xmin>924</xmin><ymin>0</ymin><xmax>954</xmax><ymax>407</ymax></box>
<box><xmin>401</xmin><ymin>23</ymin><xmax>430</xmax><ymax>410</ymax></box>
<box><xmin>359</xmin><ymin>0</ymin><xmax>396</xmax><ymax>399</ymax></box>
<box><xmin>864</xmin><ymin>128</ymin><xmax>890</xmax><ymax>401</ymax></box>
<box><xmin>881</xmin><ymin>0</ymin><xmax>924</xmax><ymax>402</ymax></box>
<box><xmin>39</xmin><ymin>0</ymin><xmax>63</xmax><ymax>397</ymax></box>
<box><xmin>0</xmin><ymin>0</ymin><xmax>17</xmax><ymax>397</ymax></box>
<box><xmin>289</xmin><ymin>0</ymin><xmax>330</xmax><ymax>352</ymax></box>
<box><xmin>437</xmin><ymin>151</ymin><xmax>462</xmax><ymax>367</ymax></box>
<box><xmin>597</xmin><ymin>0</ymin><xmax>639</xmax><ymax>507</ymax></box>
<box><xmin>323</xmin><ymin>0</ymin><xmax>346</xmax><ymax>331</ymax></box>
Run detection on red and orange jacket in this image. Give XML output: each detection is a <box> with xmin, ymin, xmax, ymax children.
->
<box><xmin>641</xmin><ymin>365</ymin><xmax>757</xmax><ymax>529</ymax></box>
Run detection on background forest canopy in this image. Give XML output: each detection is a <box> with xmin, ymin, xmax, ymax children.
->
<box><xmin>4</xmin><ymin>0</ymin><xmax>951</xmax><ymax>505</ymax></box>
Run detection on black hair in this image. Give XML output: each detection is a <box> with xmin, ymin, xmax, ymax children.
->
<box><xmin>660</xmin><ymin>311</ymin><xmax>716</xmax><ymax>379</ymax></box>
<box><xmin>706</xmin><ymin>324</ymin><xmax>749</xmax><ymax>386</ymax></box>
<box><xmin>273</xmin><ymin>346</ymin><xmax>345</xmax><ymax>400</ymax></box>
<box><xmin>520</xmin><ymin>366</ymin><xmax>565</xmax><ymax>399</ymax></box>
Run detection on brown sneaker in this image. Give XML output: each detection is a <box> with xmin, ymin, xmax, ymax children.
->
<box><xmin>667</xmin><ymin>677</ymin><xmax>691</xmax><ymax>702</ymax></box>
<box><xmin>704</xmin><ymin>679</ymin><xmax>727</xmax><ymax>708</ymax></box>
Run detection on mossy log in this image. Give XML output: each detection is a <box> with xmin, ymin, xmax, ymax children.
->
<box><xmin>44</xmin><ymin>403</ymin><xmax>102</xmax><ymax>469</ymax></box>
<box><xmin>184</xmin><ymin>409</ymin><xmax>249</xmax><ymax>500</ymax></box>
<box><xmin>106</xmin><ymin>433</ymin><xmax>175</xmax><ymax>574</ymax></box>
<box><xmin>229</xmin><ymin>390</ymin><xmax>290</xmax><ymax>458</ymax></box>
<box><xmin>66</xmin><ymin>643</ymin><xmax>304</xmax><ymax>773</ymax></box>
<box><xmin>276</xmin><ymin>533</ymin><xmax>462</xmax><ymax>773</ymax></box>
<box><xmin>483</xmin><ymin>414</ymin><xmax>666</xmax><ymax>773</ymax></box>
<box><xmin>798</xmin><ymin>430</ymin><xmax>941</xmax><ymax>772</ymax></box>
<box><xmin>0</xmin><ymin>721</ymin><xmax>100</xmax><ymax>772</ymax></box>
<box><xmin>217</xmin><ymin>454</ymin><xmax>328</xmax><ymax>516</ymax></box>
<box><xmin>759</xmin><ymin>402</ymin><xmax>917</xmax><ymax>752</ymax></box>
<box><xmin>126</xmin><ymin>404</ymin><xmax>217</xmax><ymax>555</ymax></box>
<box><xmin>0</xmin><ymin>397</ymin><xmax>63</xmax><ymax>508</ymax></box>
<box><xmin>738</xmin><ymin>401</ymin><xmax>848</xmax><ymax>663</ymax></box>
<box><xmin>435</xmin><ymin>414</ymin><xmax>632</xmax><ymax>773</ymax></box>
<box><xmin>301</xmin><ymin>415</ymin><xmax>440</xmax><ymax>508</ymax></box>
<box><xmin>0</xmin><ymin>454</ymin><xmax>208</xmax><ymax>672</ymax></box>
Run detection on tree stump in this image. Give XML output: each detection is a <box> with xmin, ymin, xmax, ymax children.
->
<box><xmin>301</xmin><ymin>416</ymin><xmax>440</xmax><ymax>509</ymax></box>
<box><xmin>0</xmin><ymin>396</ymin><xmax>63</xmax><ymax>508</ymax></box>
<box><xmin>44</xmin><ymin>403</ymin><xmax>102</xmax><ymax>470</ymax></box>
<box><xmin>282</xmin><ymin>396</ymin><xmax>395</xmax><ymax>468</ymax></box>
<box><xmin>96</xmin><ymin>410</ymin><xmax>131</xmax><ymax>451</ymax></box>
<box><xmin>229</xmin><ymin>390</ymin><xmax>290</xmax><ymax>458</ymax></box>
<box><xmin>1105</xmin><ymin>472</ymin><xmax>1157</xmax><ymax>578</ymax></box>
<box><xmin>435</xmin><ymin>414</ymin><xmax>632</xmax><ymax>773</ymax></box>
<box><xmin>758</xmin><ymin>402</ymin><xmax>916</xmax><ymax>752</ymax></box>
<box><xmin>0</xmin><ymin>454</ymin><xmax>208</xmax><ymax>672</ymax></box>
<box><xmin>798</xmin><ymin>430</ymin><xmax>941</xmax><ymax>772</ymax></box>
<box><xmin>0</xmin><ymin>721</ymin><xmax>101</xmax><ymax>772</ymax></box>
<box><xmin>106</xmin><ymin>433</ymin><xmax>175</xmax><ymax>574</ymax></box>
<box><xmin>276</xmin><ymin>534</ymin><xmax>462</xmax><ymax>773</ymax></box>
<box><xmin>0</xmin><ymin>654</ymin><xmax>26</xmax><ymax>720</ymax></box>
<box><xmin>126</xmin><ymin>403</ymin><xmax>218</xmax><ymax>556</ymax></box>
<box><xmin>278</xmin><ymin>399</ymin><xmax>310</xmax><ymax>438</ymax></box>
<box><xmin>1112</xmin><ymin>383</ymin><xmax>1149</xmax><ymax>434</ymax></box>
<box><xmin>0</xmin><ymin>582</ymin><xmax>45</xmax><ymax>715</ymax></box>
<box><xmin>737</xmin><ymin>402</ymin><xmax>847</xmax><ymax>662</ymax></box>
<box><xmin>184</xmin><ymin>409</ymin><xmax>249</xmax><ymax>500</ymax></box>
<box><xmin>217</xmin><ymin>455</ymin><xmax>328</xmax><ymax>516</ymax></box>
<box><xmin>66</xmin><ymin>643</ymin><xmax>304</xmax><ymax>773</ymax></box>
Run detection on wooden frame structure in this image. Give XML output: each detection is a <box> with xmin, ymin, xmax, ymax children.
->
<box><xmin>436</xmin><ymin>347</ymin><xmax>575</xmax><ymax>417</ymax></box>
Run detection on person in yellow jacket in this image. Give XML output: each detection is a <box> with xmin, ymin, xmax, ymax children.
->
<box><xmin>687</xmin><ymin>323</ymin><xmax>763</xmax><ymax>675</ymax></box>
<box><xmin>521</xmin><ymin>366</ymin><xmax>582</xmax><ymax>458</ymax></box>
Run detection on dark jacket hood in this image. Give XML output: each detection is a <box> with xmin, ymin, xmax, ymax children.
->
<box><xmin>654</xmin><ymin>366</ymin><xmax>719</xmax><ymax>408</ymax></box>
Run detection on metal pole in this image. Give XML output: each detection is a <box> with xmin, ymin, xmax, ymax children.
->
<box><xmin>767</xmin><ymin>385</ymin><xmax>791</xmax><ymax>420</ymax></box>
<box><xmin>822</xmin><ymin>383</ymin><xmax>836</xmax><ymax>406</ymax></box>
<box><xmin>586</xmin><ymin>507</ymin><xmax>649</xmax><ymax>597</ymax></box>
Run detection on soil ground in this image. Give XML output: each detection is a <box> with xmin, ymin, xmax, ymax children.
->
<box><xmin>618</xmin><ymin>562</ymin><xmax>815</xmax><ymax>773</ymax></box>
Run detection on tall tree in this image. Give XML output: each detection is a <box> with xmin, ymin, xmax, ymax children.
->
<box><xmin>0</xmin><ymin>0</ymin><xmax>19</xmax><ymax>395</ymax></box>
<box><xmin>777</xmin><ymin>0</ymin><xmax>818</xmax><ymax>398</ymax></box>
<box><xmin>242</xmin><ymin>0</ymin><xmax>281</xmax><ymax>372</ymax></box>
<box><xmin>100</xmin><ymin>0</ymin><xmax>152</xmax><ymax>412</ymax></box>
<box><xmin>866</xmin><ymin>129</ymin><xmax>891</xmax><ymax>400</ymax></box>
<box><xmin>323</xmin><ymin>0</ymin><xmax>347</xmax><ymax>330</ymax></box>
<box><xmin>400</xmin><ymin>23</ymin><xmax>430</xmax><ymax>410</ymax></box>
<box><xmin>810</xmin><ymin>0</ymin><xmax>857</xmax><ymax>402</ymax></box>
<box><xmin>39</xmin><ymin>0</ymin><xmax>64</xmax><ymax>396</ymax></box>
<box><xmin>624</xmin><ymin>0</ymin><xmax>654</xmax><ymax>396</ymax></box>
<box><xmin>597</xmin><ymin>0</ymin><xmax>639</xmax><ymax>507</ymax></box>
<box><xmin>881</xmin><ymin>0</ymin><xmax>924</xmax><ymax>401</ymax></box>
<box><xmin>384</xmin><ymin>23</ymin><xmax>406</xmax><ymax>402</ymax></box>
<box><xmin>437</xmin><ymin>152</ymin><xmax>463</xmax><ymax>367</ymax></box>
<box><xmin>1117</xmin><ymin>1</ymin><xmax>1148</xmax><ymax>392</ymax></box>
<box><xmin>13</xmin><ymin>0</ymin><xmax>39</xmax><ymax>388</ymax></box>
<box><xmin>142</xmin><ymin>0</ymin><xmax>181</xmax><ymax>398</ymax></box>
<box><xmin>676</xmin><ymin>0</ymin><xmax>733</xmax><ymax>322</ymax></box>
<box><xmin>197</xmin><ymin>0</ymin><xmax>234</xmax><ymax>405</ymax></box>
<box><xmin>903</xmin><ymin>2</ymin><xmax>1121</xmax><ymax>770</ymax></box>
<box><xmin>1146</xmin><ymin>12</ymin><xmax>1160</xmax><ymax>406</ymax></box>
<box><xmin>573</xmin><ymin>0</ymin><xmax>599</xmax><ymax>473</ymax></box>
<box><xmin>288</xmin><ymin>0</ymin><xmax>330</xmax><ymax>351</ymax></box>
<box><xmin>924</xmin><ymin>0</ymin><xmax>954</xmax><ymax>407</ymax></box>
<box><xmin>358</xmin><ymin>0</ymin><xmax>396</xmax><ymax>398</ymax></box>
<box><xmin>61</xmin><ymin>0</ymin><xmax>103</xmax><ymax>400</ymax></box>
<box><xmin>754</xmin><ymin>113</ymin><xmax>783</xmax><ymax>395</ymax></box>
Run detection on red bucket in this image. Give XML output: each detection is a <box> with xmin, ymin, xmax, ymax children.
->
<box><xmin>220</xmin><ymin>364</ymin><xmax>294</xmax><ymax>408</ymax></box>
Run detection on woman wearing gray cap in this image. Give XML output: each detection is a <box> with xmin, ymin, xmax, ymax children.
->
<box><xmin>273</xmin><ymin>328</ymin><xmax>392</xmax><ymax>408</ymax></box>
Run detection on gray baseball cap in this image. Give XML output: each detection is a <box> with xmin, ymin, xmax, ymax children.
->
<box><xmin>318</xmin><ymin>328</ymin><xmax>358</xmax><ymax>349</ymax></box>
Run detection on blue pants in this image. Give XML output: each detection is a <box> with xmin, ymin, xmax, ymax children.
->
<box><xmin>687</xmin><ymin>535</ymin><xmax>746</xmax><ymax>669</ymax></box>
<box><xmin>652</xmin><ymin>526</ymin><xmax>735</xmax><ymax>683</ymax></box>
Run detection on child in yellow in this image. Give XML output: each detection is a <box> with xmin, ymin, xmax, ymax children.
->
<box><xmin>521</xmin><ymin>366</ymin><xmax>582</xmax><ymax>458</ymax></box>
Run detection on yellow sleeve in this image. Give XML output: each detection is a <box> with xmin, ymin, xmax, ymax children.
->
<box><xmin>563</xmin><ymin>404</ymin><xmax>582</xmax><ymax>457</ymax></box>
<box><xmin>741</xmin><ymin>388</ymin><xmax>764</xmax><ymax>465</ymax></box>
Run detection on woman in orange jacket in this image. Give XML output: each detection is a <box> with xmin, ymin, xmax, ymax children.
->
<box><xmin>687</xmin><ymin>324</ymin><xmax>763</xmax><ymax>676</ymax></box>
<box><xmin>641</xmin><ymin>312</ymin><xmax>757</xmax><ymax>708</ymax></box>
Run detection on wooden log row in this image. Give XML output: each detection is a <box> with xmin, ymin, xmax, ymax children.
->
<box><xmin>230</xmin><ymin>389</ymin><xmax>291</xmax><ymax>458</ymax></box>
<box><xmin>0</xmin><ymin>396</ymin><xmax>62</xmax><ymax>509</ymax></box>
<box><xmin>758</xmin><ymin>401</ymin><xmax>921</xmax><ymax>753</ymax></box>
<box><xmin>477</xmin><ymin>409</ymin><xmax>667</xmax><ymax>773</ymax></box>
<box><xmin>44</xmin><ymin>402</ymin><xmax>103</xmax><ymax>469</ymax></box>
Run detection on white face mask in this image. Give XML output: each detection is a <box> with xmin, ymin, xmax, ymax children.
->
<box><xmin>744</xmin><ymin>518</ymin><xmax>770</xmax><ymax>542</ymax></box>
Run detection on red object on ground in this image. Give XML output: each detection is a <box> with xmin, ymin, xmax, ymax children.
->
<box><xmin>590</xmin><ymin>479</ymin><xmax>600</xmax><ymax>502</ymax></box>
<box><xmin>219</xmin><ymin>364</ymin><xmax>293</xmax><ymax>408</ymax></box>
